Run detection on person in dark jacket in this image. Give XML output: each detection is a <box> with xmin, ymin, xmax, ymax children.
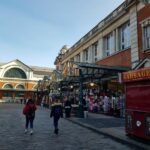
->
<box><xmin>50</xmin><ymin>99</ymin><xmax>63</xmax><ymax>134</ymax></box>
<box><xmin>23</xmin><ymin>99</ymin><xmax>36</xmax><ymax>135</ymax></box>
<box><xmin>64</xmin><ymin>96</ymin><xmax>72</xmax><ymax>118</ymax></box>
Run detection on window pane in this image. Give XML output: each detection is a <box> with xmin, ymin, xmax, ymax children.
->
<box><xmin>119</xmin><ymin>22</ymin><xmax>131</xmax><ymax>50</ymax></box>
<box><xmin>4</xmin><ymin>68</ymin><xmax>27</xmax><ymax>79</ymax></box>
<box><xmin>144</xmin><ymin>25</ymin><xmax>150</xmax><ymax>50</ymax></box>
<box><xmin>16</xmin><ymin>85</ymin><xmax>25</xmax><ymax>89</ymax></box>
<box><xmin>3</xmin><ymin>84</ymin><xmax>13</xmax><ymax>89</ymax></box>
<box><xmin>104</xmin><ymin>33</ymin><xmax>114</xmax><ymax>56</ymax></box>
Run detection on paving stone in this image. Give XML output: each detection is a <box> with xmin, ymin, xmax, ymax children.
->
<box><xmin>0</xmin><ymin>104</ymin><xmax>136</xmax><ymax>150</ymax></box>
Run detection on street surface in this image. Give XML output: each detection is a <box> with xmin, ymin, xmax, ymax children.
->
<box><xmin>0</xmin><ymin>104</ymin><xmax>136</xmax><ymax>150</ymax></box>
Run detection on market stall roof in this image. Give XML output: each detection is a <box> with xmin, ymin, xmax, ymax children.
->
<box><xmin>60</xmin><ymin>62</ymin><xmax>130</xmax><ymax>85</ymax></box>
<box><xmin>73</xmin><ymin>62</ymin><xmax>129</xmax><ymax>72</ymax></box>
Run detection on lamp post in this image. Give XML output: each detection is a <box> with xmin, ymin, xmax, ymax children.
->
<box><xmin>78</xmin><ymin>69</ymin><xmax>84</xmax><ymax>118</ymax></box>
<box><xmin>43</xmin><ymin>76</ymin><xmax>50</xmax><ymax>108</ymax></box>
<box><xmin>37</xmin><ymin>80</ymin><xmax>41</xmax><ymax>105</ymax></box>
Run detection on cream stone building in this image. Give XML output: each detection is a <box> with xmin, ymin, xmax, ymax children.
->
<box><xmin>53</xmin><ymin>0</ymin><xmax>150</xmax><ymax>98</ymax></box>
<box><xmin>0</xmin><ymin>59</ymin><xmax>53</xmax><ymax>102</ymax></box>
<box><xmin>55</xmin><ymin>0</ymin><xmax>150</xmax><ymax>76</ymax></box>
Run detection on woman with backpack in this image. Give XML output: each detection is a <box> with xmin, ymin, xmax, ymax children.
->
<box><xmin>50</xmin><ymin>99</ymin><xmax>63</xmax><ymax>135</ymax></box>
<box><xmin>23</xmin><ymin>99</ymin><xmax>37</xmax><ymax>135</ymax></box>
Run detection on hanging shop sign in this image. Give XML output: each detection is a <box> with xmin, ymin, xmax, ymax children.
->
<box><xmin>122</xmin><ymin>67</ymin><xmax>150</xmax><ymax>82</ymax></box>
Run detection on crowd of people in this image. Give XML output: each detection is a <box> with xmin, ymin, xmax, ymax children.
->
<box><xmin>83</xmin><ymin>93</ymin><xmax>125</xmax><ymax>118</ymax></box>
<box><xmin>21</xmin><ymin>89</ymin><xmax>125</xmax><ymax>135</ymax></box>
<box><xmin>62</xmin><ymin>90</ymin><xmax>125</xmax><ymax>118</ymax></box>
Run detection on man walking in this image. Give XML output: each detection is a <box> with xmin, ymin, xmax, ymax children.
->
<box><xmin>50</xmin><ymin>98</ymin><xmax>63</xmax><ymax>134</ymax></box>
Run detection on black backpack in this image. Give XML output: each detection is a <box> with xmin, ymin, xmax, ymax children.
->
<box><xmin>28</xmin><ymin>106</ymin><xmax>35</xmax><ymax>117</ymax></box>
<box><xmin>54</xmin><ymin>107</ymin><xmax>61</xmax><ymax>116</ymax></box>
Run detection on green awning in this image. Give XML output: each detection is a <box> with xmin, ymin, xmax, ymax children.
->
<box><xmin>73</xmin><ymin>62</ymin><xmax>129</xmax><ymax>72</ymax></box>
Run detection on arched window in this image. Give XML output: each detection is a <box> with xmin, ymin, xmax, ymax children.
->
<box><xmin>16</xmin><ymin>84</ymin><xmax>25</xmax><ymax>89</ymax></box>
<box><xmin>3</xmin><ymin>84</ymin><xmax>13</xmax><ymax>89</ymax></box>
<box><xmin>4</xmin><ymin>68</ymin><xmax>27</xmax><ymax>79</ymax></box>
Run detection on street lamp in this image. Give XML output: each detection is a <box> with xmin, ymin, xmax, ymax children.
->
<box><xmin>36</xmin><ymin>80</ymin><xmax>41</xmax><ymax>105</ymax></box>
<box><xmin>42</xmin><ymin>76</ymin><xmax>50</xmax><ymax>108</ymax></box>
<box><xmin>78</xmin><ymin>69</ymin><xmax>84</xmax><ymax>118</ymax></box>
<box><xmin>90</xmin><ymin>82</ymin><xmax>94</xmax><ymax>87</ymax></box>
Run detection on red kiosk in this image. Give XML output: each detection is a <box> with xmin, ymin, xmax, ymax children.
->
<box><xmin>122</xmin><ymin>67</ymin><xmax>150</xmax><ymax>140</ymax></box>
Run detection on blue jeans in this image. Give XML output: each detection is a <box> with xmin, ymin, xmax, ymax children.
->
<box><xmin>53</xmin><ymin>116</ymin><xmax>60</xmax><ymax>129</ymax></box>
<box><xmin>25</xmin><ymin>116</ymin><xmax>34</xmax><ymax>129</ymax></box>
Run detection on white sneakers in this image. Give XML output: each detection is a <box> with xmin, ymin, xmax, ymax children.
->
<box><xmin>30</xmin><ymin>129</ymin><xmax>33</xmax><ymax>135</ymax></box>
<box><xmin>24</xmin><ymin>129</ymin><xmax>28</xmax><ymax>134</ymax></box>
<box><xmin>24</xmin><ymin>129</ymin><xmax>34</xmax><ymax>135</ymax></box>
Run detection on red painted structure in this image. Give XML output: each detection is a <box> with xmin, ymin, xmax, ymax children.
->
<box><xmin>122</xmin><ymin>67</ymin><xmax>150</xmax><ymax>140</ymax></box>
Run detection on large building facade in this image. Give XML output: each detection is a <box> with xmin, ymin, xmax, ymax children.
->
<box><xmin>55</xmin><ymin>0</ymin><xmax>150</xmax><ymax>75</ymax></box>
<box><xmin>0</xmin><ymin>59</ymin><xmax>53</xmax><ymax>102</ymax></box>
<box><xmin>53</xmin><ymin>0</ymin><xmax>150</xmax><ymax>106</ymax></box>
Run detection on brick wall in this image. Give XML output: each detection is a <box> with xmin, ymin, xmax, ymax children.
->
<box><xmin>96</xmin><ymin>49</ymin><xmax>131</xmax><ymax>67</ymax></box>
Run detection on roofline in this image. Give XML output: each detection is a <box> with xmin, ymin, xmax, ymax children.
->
<box><xmin>73</xmin><ymin>62</ymin><xmax>130</xmax><ymax>72</ymax></box>
<box><xmin>7</xmin><ymin>59</ymin><xmax>33</xmax><ymax>71</ymax></box>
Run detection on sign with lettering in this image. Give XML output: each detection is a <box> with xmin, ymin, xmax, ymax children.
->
<box><xmin>122</xmin><ymin>67</ymin><xmax>150</xmax><ymax>82</ymax></box>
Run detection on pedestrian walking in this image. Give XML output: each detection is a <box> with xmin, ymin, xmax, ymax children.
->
<box><xmin>23</xmin><ymin>99</ymin><xmax>37</xmax><ymax>135</ymax></box>
<box><xmin>20</xmin><ymin>99</ymin><xmax>23</xmax><ymax>104</ymax></box>
<box><xmin>83</xmin><ymin>97</ymin><xmax>88</xmax><ymax>118</ymax></box>
<box><xmin>64</xmin><ymin>96</ymin><xmax>72</xmax><ymax>118</ymax></box>
<box><xmin>50</xmin><ymin>99</ymin><xmax>63</xmax><ymax>135</ymax></box>
<box><xmin>103</xmin><ymin>96</ymin><xmax>109</xmax><ymax>114</ymax></box>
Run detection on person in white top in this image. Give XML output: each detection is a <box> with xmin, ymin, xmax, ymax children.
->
<box><xmin>103</xmin><ymin>96</ymin><xmax>109</xmax><ymax>114</ymax></box>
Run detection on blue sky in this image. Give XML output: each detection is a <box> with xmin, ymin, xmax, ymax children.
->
<box><xmin>0</xmin><ymin>0</ymin><xmax>124</xmax><ymax>68</ymax></box>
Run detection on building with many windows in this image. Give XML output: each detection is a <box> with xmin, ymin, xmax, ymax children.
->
<box><xmin>53</xmin><ymin>0</ymin><xmax>150</xmax><ymax>106</ymax></box>
<box><xmin>55</xmin><ymin>0</ymin><xmax>150</xmax><ymax>79</ymax></box>
<box><xmin>0</xmin><ymin>59</ymin><xmax>53</xmax><ymax>103</ymax></box>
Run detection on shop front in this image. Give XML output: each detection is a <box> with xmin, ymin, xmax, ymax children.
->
<box><xmin>0</xmin><ymin>89</ymin><xmax>35</xmax><ymax>103</ymax></box>
<box><xmin>122</xmin><ymin>67</ymin><xmax>150</xmax><ymax>140</ymax></box>
<box><xmin>59</xmin><ymin>62</ymin><xmax>129</xmax><ymax>117</ymax></box>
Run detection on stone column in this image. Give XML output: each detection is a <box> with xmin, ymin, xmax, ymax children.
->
<box><xmin>130</xmin><ymin>6</ymin><xmax>139</xmax><ymax>68</ymax></box>
<box><xmin>97</xmin><ymin>38</ymin><xmax>103</xmax><ymax>60</ymax></box>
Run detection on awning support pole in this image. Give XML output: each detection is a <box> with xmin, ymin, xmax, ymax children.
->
<box><xmin>78</xmin><ymin>69</ymin><xmax>84</xmax><ymax>118</ymax></box>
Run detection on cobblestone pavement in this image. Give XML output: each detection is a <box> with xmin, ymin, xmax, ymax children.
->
<box><xmin>75</xmin><ymin>116</ymin><xmax>125</xmax><ymax>128</ymax></box>
<box><xmin>0</xmin><ymin>104</ymin><xmax>136</xmax><ymax>150</ymax></box>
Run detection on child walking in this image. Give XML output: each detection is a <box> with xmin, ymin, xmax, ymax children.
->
<box><xmin>50</xmin><ymin>99</ymin><xmax>63</xmax><ymax>134</ymax></box>
<box><xmin>23</xmin><ymin>99</ymin><xmax>37</xmax><ymax>135</ymax></box>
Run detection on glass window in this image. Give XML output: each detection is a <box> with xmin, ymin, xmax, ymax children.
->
<box><xmin>3</xmin><ymin>92</ymin><xmax>12</xmax><ymax>97</ymax></box>
<box><xmin>16</xmin><ymin>85</ymin><xmax>25</xmax><ymax>89</ymax></box>
<box><xmin>76</xmin><ymin>54</ymin><xmax>80</xmax><ymax>62</ymax></box>
<box><xmin>143</xmin><ymin>25</ymin><xmax>150</xmax><ymax>50</ymax></box>
<box><xmin>83</xmin><ymin>49</ymin><xmax>88</xmax><ymax>62</ymax></box>
<box><xmin>92</xmin><ymin>42</ymin><xmax>98</xmax><ymax>62</ymax></box>
<box><xmin>70</xmin><ymin>58</ymin><xmax>74</xmax><ymax>63</ymax></box>
<box><xmin>3</xmin><ymin>84</ymin><xmax>13</xmax><ymax>89</ymax></box>
<box><xmin>4</xmin><ymin>68</ymin><xmax>27</xmax><ymax>79</ymax></box>
<box><xmin>119</xmin><ymin>22</ymin><xmax>131</xmax><ymax>50</ymax></box>
<box><xmin>104</xmin><ymin>32</ymin><xmax>114</xmax><ymax>56</ymax></box>
<box><xmin>16</xmin><ymin>92</ymin><xmax>24</xmax><ymax>97</ymax></box>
